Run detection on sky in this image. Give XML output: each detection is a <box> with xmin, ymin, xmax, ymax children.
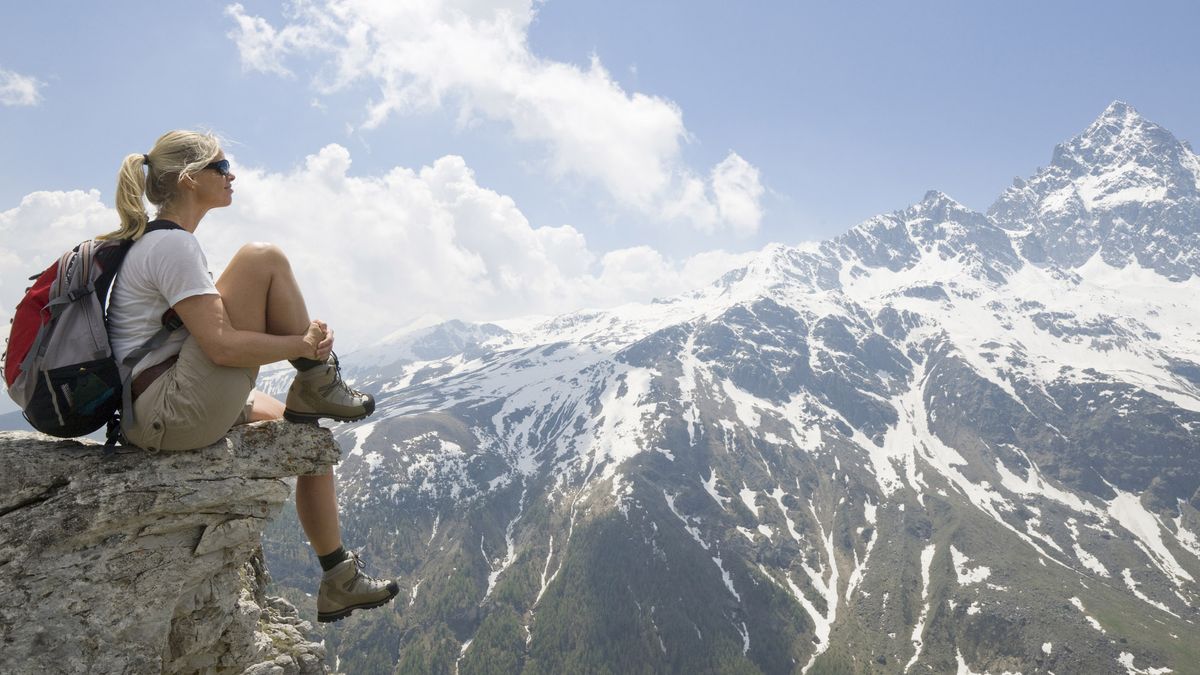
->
<box><xmin>3</xmin><ymin>0</ymin><xmax>1200</xmax><ymax>359</ymax></box>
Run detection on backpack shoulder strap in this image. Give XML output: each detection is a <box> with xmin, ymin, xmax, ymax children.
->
<box><xmin>104</xmin><ymin>220</ymin><xmax>185</xmax><ymax>308</ymax></box>
<box><xmin>118</xmin><ymin>322</ymin><xmax>179</xmax><ymax>427</ymax></box>
<box><xmin>144</xmin><ymin>220</ymin><xmax>184</xmax><ymax>234</ymax></box>
<box><xmin>113</xmin><ymin>220</ymin><xmax>186</xmax><ymax>426</ymax></box>
<box><xmin>47</xmin><ymin>248</ymin><xmax>75</xmax><ymax>302</ymax></box>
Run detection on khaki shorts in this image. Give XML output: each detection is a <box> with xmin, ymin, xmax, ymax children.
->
<box><xmin>123</xmin><ymin>335</ymin><xmax>259</xmax><ymax>452</ymax></box>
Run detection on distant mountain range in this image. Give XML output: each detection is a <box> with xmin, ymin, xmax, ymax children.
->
<box><xmin>171</xmin><ymin>101</ymin><xmax>1200</xmax><ymax>673</ymax></box>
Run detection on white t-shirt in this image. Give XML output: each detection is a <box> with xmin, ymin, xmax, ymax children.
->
<box><xmin>108</xmin><ymin>228</ymin><xmax>219</xmax><ymax>380</ymax></box>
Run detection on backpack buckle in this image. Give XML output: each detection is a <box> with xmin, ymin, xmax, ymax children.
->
<box><xmin>67</xmin><ymin>287</ymin><xmax>94</xmax><ymax>302</ymax></box>
<box><xmin>162</xmin><ymin>309</ymin><xmax>184</xmax><ymax>331</ymax></box>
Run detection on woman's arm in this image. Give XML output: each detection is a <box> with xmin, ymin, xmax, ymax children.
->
<box><xmin>172</xmin><ymin>293</ymin><xmax>332</xmax><ymax>367</ymax></box>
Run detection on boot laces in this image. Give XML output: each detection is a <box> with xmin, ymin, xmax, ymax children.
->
<box><xmin>318</xmin><ymin>352</ymin><xmax>364</xmax><ymax>399</ymax></box>
<box><xmin>346</xmin><ymin>551</ymin><xmax>385</xmax><ymax>588</ymax></box>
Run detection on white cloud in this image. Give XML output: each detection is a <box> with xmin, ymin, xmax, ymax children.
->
<box><xmin>0</xmin><ymin>68</ymin><xmax>44</xmax><ymax>106</ymax></box>
<box><xmin>0</xmin><ymin>148</ymin><xmax>752</xmax><ymax>352</ymax></box>
<box><xmin>712</xmin><ymin>152</ymin><xmax>764</xmax><ymax>236</ymax></box>
<box><xmin>224</xmin><ymin>0</ymin><xmax>765</xmax><ymax>234</ymax></box>
<box><xmin>0</xmin><ymin>190</ymin><xmax>115</xmax><ymax>344</ymax></box>
<box><xmin>224</xmin><ymin>8</ymin><xmax>297</xmax><ymax>77</ymax></box>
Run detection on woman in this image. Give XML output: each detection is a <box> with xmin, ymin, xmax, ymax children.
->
<box><xmin>103</xmin><ymin>130</ymin><xmax>397</xmax><ymax>623</ymax></box>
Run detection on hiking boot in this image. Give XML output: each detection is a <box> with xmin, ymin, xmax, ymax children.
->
<box><xmin>316</xmin><ymin>551</ymin><xmax>400</xmax><ymax>623</ymax></box>
<box><xmin>284</xmin><ymin>353</ymin><xmax>375</xmax><ymax>424</ymax></box>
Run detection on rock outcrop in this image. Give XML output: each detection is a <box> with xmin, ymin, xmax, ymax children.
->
<box><xmin>0</xmin><ymin>422</ymin><xmax>339</xmax><ymax>674</ymax></box>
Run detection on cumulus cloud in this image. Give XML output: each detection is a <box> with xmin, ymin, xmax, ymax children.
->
<box><xmin>224</xmin><ymin>0</ymin><xmax>765</xmax><ymax>234</ymax></box>
<box><xmin>0</xmin><ymin>67</ymin><xmax>43</xmax><ymax>106</ymax></box>
<box><xmin>0</xmin><ymin>190</ymin><xmax>115</xmax><ymax>342</ymax></box>
<box><xmin>0</xmin><ymin>148</ymin><xmax>752</xmax><ymax>352</ymax></box>
<box><xmin>711</xmin><ymin>152</ymin><xmax>764</xmax><ymax>236</ymax></box>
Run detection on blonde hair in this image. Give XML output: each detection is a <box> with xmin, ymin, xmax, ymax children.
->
<box><xmin>100</xmin><ymin>130</ymin><xmax>223</xmax><ymax>241</ymax></box>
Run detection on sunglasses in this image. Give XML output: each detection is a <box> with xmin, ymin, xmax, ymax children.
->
<box><xmin>203</xmin><ymin>159</ymin><xmax>232</xmax><ymax>177</ymax></box>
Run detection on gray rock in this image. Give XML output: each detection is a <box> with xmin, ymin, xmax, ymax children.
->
<box><xmin>0</xmin><ymin>421</ymin><xmax>338</xmax><ymax>674</ymax></box>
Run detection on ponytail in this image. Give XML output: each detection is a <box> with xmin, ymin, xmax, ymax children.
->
<box><xmin>99</xmin><ymin>154</ymin><xmax>151</xmax><ymax>241</ymax></box>
<box><xmin>98</xmin><ymin>130</ymin><xmax>222</xmax><ymax>241</ymax></box>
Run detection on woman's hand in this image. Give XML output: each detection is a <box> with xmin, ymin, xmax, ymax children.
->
<box><xmin>302</xmin><ymin>319</ymin><xmax>334</xmax><ymax>360</ymax></box>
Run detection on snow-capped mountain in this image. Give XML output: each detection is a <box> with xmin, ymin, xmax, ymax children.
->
<box><xmin>263</xmin><ymin>102</ymin><xmax>1200</xmax><ymax>675</ymax></box>
<box><xmin>991</xmin><ymin>100</ymin><xmax>1200</xmax><ymax>279</ymax></box>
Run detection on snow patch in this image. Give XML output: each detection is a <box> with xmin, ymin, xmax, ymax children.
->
<box><xmin>665</xmin><ymin>490</ymin><xmax>741</xmax><ymax>604</ymax></box>
<box><xmin>713</xmin><ymin>553</ymin><xmax>741</xmax><ymax>602</ymax></box>
<box><xmin>664</xmin><ymin>491</ymin><xmax>710</xmax><ymax>551</ymax></box>
<box><xmin>793</xmin><ymin>501</ymin><xmax>840</xmax><ymax>674</ymax></box>
<box><xmin>1121</xmin><ymin>568</ymin><xmax>1176</xmax><ymax>616</ymax></box>
<box><xmin>346</xmin><ymin>421</ymin><xmax>377</xmax><ymax>457</ymax></box>
<box><xmin>703</xmin><ymin>469</ymin><xmax>730</xmax><ymax>508</ymax></box>
<box><xmin>735</xmin><ymin>621</ymin><xmax>750</xmax><ymax>655</ymax></box>
<box><xmin>995</xmin><ymin>450</ymin><xmax>1102</xmax><ymax>518</ymax></box>
<box><xmin>1070</xmin><ymin>596</ymin><xmax>1106</xmax><ymax>633</ymax></box>
<box><xmin>1105</xmin><ymin>484</ymin><xmax>1194</xmax><ymax>586</ymax></box>
<box><xmin>739</xmin><ymin>485</ymin><xmax>760</xmax><ymax>518</ymax></box>
<box><xmin>428</xmin><ymin>513</ymin><xmax>440</xmax><ymax>545</ymax></box>
<box><xmin>535</xmin><ymin>535</ymin><xmax>556</xmax><ymax>605</ymax></box>
<box><xmin>950</xmin><ymin>546</ymin><xmax>991</xmax><ymax>585</ymax></box>
<box><xmin>721</xmin><ymin>378</ymin><xmax>763</xmax><ymax>428</ymax></box>
<box><xmin>846</xmin><ymin>502</ymin><xmax>878</xmax><ymax>599</ymax></box>
<box><xmin>769</xmin><ymin>488</ymin><xmax>802</xmax><ymax>541</ymax></box>
<box><xmin>956</xmin><ymin>651</ymin><xmax>982</xmax><ymax>675</ymax></box>
<box><xmin>905</xmin><ymin>544</ymin><xmax>937</xmax><ymax>673</ymax></box>
<box><xmin>482</xmin><ymin>487</ymin><xmax>526</xmax><ymax>602</ymax></box>
<box><xmin>588</xmin><ymin>367</ymin><xmax>662</xmax><ymax>481</ymax></box>
<box><xmin>1171</xmin><ymin>509</ymin><xmax>1200</xmax><ymax>561</ymax></box>
<box><xmin>363</xmin><ymin>451</ymin><xmax>383</xmax><ymax>472</ymax></box>
<box><xmin>1066</xmin><ymin>518</ymin><xmax>1110</xmax><ymax>577</ymax></box>
<box><xmin>1117</xmin><ymin>651</ymin><xmax>1173</xmax><ymax>675</ymax></box>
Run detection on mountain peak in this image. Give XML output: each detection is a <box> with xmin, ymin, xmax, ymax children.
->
<box><xmin>1081</xmin><ymin>100</ymin><xmax>1158</xmax><ymax>140</ymax></box>
<box><xmin>909</xmin><ymin>190</ymin><xmax>979</xmax><ymax>224</ymax></box>
<box><xmin>1098</xmin><ymin>99</ymin><xmax>1136</xmax><ymax>123</ymax></box>
<box><xmin>921</xmin><ymin>189</ymin><xmax>950</xmax><ymax>204</ymax></box>
<box><xmin>989</xmin><ymin>100</ymin><xmax>1200</xmax><ymax>278</ymax></box>
<box><xmin>918</xmin><ymin>189</ymin><xmax>965</xmax><ymax>211</ymax></box>
<box><xmin>1057</xmin><ymin>101</ymin><xmax>1181</xmax><ymax>174</ymax></box>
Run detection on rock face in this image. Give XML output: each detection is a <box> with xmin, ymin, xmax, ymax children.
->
<box><xmin>0</xmin><ymin>422</ymin><xmax>338</xmax><ymax>674</ymax></box>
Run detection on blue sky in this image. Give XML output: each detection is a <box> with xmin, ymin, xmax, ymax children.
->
<box><xmin>2</xmin><ymin>0</ymin><xmax>1199</xmax><ymax>351</ymax></box>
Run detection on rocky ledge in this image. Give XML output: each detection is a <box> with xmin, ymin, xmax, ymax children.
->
<box><xmin>0</xmin><ymin>422</ymin><xmax>339</xmax><ymax>674</ymax></box>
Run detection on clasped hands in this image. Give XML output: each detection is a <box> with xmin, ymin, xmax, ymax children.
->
<box><xmin>302</xmin><ymin>319</ymin><xmax>334</xmax><ymax>361</ymax></box>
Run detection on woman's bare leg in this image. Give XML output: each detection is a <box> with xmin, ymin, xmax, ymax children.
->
<box><xmin>294</xmin><ymin>474</ymin><xmax>342</xmax><ymax>556</ymax></box>
<box><xmin>248</xmin><ymin>389</ymin><xmax>343</xmax><ymax>556</ymax></box>
<box><xmin>219</xmin><ymin>246</ymin><xmax>343</xmax><ymax>558</ymax></box>
<box><xmin>215</xmin><ymin>242</ymin><xmax>312</xmax><ymax>336</ymax></box>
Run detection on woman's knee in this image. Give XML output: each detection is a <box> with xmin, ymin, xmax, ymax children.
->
<box><xmin>219</xmin><ymin>243</ymin><xmax>289</xmax><ymax>293</ymax></box>
<box><xmin>226</xmin><ymin>241</ymin><xmax>297</xmax><ymax>278</ymax></box>
<box><xmin>234</xmin><ymin>241</ymin><xmax>291</xmax><ymax>268</ymax></box>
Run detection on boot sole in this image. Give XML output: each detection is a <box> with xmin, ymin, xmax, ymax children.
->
<box><xmin>317</xmin><ymin>582</ymin><xmax>400</xmax><ymax>623</ymax></box>
<box><xmin>284</xmin><ymin>409</ymin><xmax>372</xmax><ymax>425</ymax></box>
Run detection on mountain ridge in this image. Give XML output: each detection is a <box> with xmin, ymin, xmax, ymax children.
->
<box><xmin>259</xmin><ymin>102</ymin><xmax>1200</xmax><ymax>674</ymax></box>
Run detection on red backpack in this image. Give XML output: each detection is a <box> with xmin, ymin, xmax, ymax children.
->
<box><xmin>3</xmin><ymin>221</ymin><xmax>180</xmax><ymax>442</ymax></box>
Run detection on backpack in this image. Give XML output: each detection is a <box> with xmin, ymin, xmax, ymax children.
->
<box><xmin>3</xmin><ymin>221</ymin><xmax>181</xmax><ymax>444</ymax></box>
